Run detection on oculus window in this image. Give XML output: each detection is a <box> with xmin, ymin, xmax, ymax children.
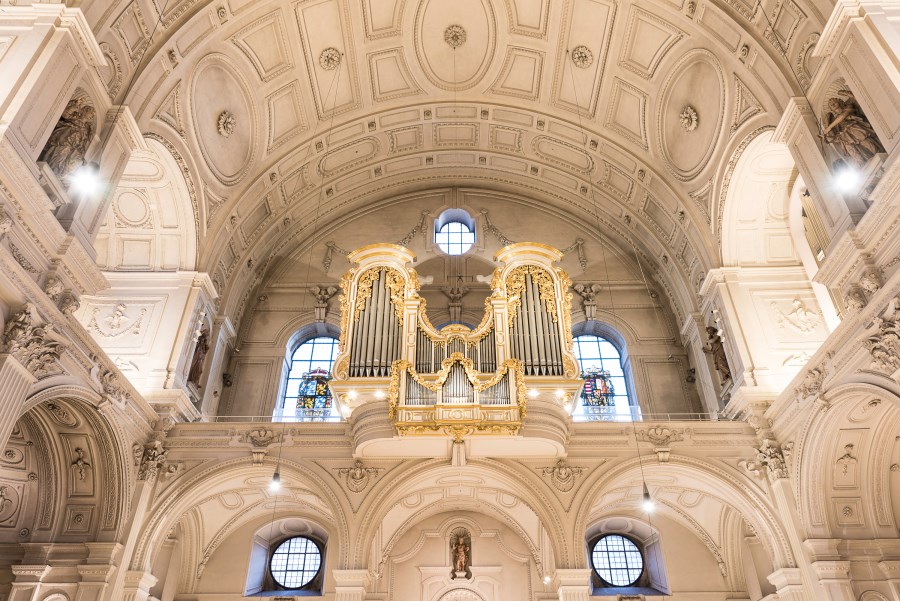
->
<box><xmin>269</xmin><ymin>536</ymin><xmax>322</xmax><ymax>589</ymax></box>
<box><xmin>591</xmin><ymin>534</ymin><xmax>644</xmax><ymax>587</ymax></box>
<box><xmin>280</xmin><ymin>337</ymin><xmax>339</xmax><ymax>420</ymax></box>
<box><xmin>434</xmin><ymin>209</ymin><xmax>476</xmax><ymax>255</ymax></box>
<box><xmin>573</xmin><ymin>334</ymin><xmax>632</xmax><ymax>417</ymax></box>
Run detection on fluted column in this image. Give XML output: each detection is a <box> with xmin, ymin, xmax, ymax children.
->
<box><xmin>332</xmin><ymin>569</ymin><xmax>370</xmax><ymax>601</ymax></box>
<box><xmin>0</xmin><ymin>353</ymin><xmax>36</xmax><ymax>450</ymax></box>
<box><xmin>555</xmin><ymin>569</ymin><xmax>591</xmax><ymax>601</ymax></box>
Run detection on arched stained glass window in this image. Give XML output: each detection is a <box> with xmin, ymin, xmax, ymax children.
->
<box><xmin>280</xmin><ymin>337</ymin><xmax>339</xmax><ymax>420</ymax></box>
<box><xmin>573</xmin><ymin>334</ymin><xmax>632</xmax><ymax>416</ymax></box>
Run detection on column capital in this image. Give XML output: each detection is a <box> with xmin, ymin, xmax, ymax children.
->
<box><xmin>767</xmin><ymin>566</ymin><xmax>803</xmax><ymax>589</ymax></box>
<box><xmin>811</xmin><ymin>560</ymin><xmax>852</xmax><ymax>580</ymax></box>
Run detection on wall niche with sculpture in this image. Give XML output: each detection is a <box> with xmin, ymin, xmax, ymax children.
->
<box><xmin>37</xmin><ymin>89</ymin><xmax>99</xmax><ymax>210</ymax></box>
<box><xmin>820</xmin><ymin>84</ymin><xmax>886</xmax><ymax>204</ymax></box>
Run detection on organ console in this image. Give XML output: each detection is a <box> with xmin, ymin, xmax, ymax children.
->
<box><xmin>329</xmin><ymin>243</ymin><xmax>584</xmax><ymax>457</ymax></box>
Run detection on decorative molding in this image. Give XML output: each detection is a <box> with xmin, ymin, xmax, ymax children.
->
<box><xmin>538</xmin><ymin>459</ymin><xmax>585</xmax><ymax>492</ymax></box>
<box><xmin>745</xmin><ymin>438</ymin><xmax>788</xmax><ymax>480</ymax></box>
<box><xmin>0</xmin><ymin>303</ymin><xmax>65</xmax><ymax>378</ymax></box>
<box><xmin>217</xmin><ymin>111</ymin><xmax>236</xmax><ymax>137</ymax></box>
<box><xmin>336</xmin><ymin>459</ymin><xmax>381</xmax><ymax>493</ymax></box>
<box><xmin>319</xmin><ymin>47</ymin><xmax>342</xmax><ymax>70</ymax></box>
<box><xmin>443</xmin><ymin>25</ymin><xmax>467</xmax><ymax>49</ymax></box>
<box><xmin>570</xmin><ymin>45</ymin><xmax>593</xmax><ymax>69</ymax></box>
<box><xmin>679</xmin><ymin>105</ymin><xmax>699</xmax><ymax>132</ymax></box>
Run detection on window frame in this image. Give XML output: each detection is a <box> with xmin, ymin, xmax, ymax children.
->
<box><xmin>268</xmin><ymin>535</ymin><xmax>325</xmax><ymax>591</ymax></box>
<box><xmin>279</xmin><ymin>335</ymin><xmax>340</xmax><ymax>420</ymax></box>
<box><xmin>433</xmin><ymin>208</ymin><xmax>477</xmax><ymax>256</ymax></box>
<box><xmin>571</xmin><ymin>331</ymin><xmax>634</xmax><ymax>413</ymax></box>
<box><xmin>589</xmin><ymin>533</ymin><xmax>645</xmax><ymax>588</ymax></box>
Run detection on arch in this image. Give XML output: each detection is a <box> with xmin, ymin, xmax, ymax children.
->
<box><xmin>130</xmin><ymin>457</ymin><xmax>349</xmax><ymax>576</ymax></box>
<box><xmin>354</xmin><ymin>460</ymin><xmax>568</xmax><ymax>573</ymax></box>
<box><xmin>721</xmin><ymin>130</ymin><xmax>800</xmax><ymax>267</ymax></box>
<box><xmin>0</xmin><ymin>391</ymin><xmax>132</xmax><ymax>544</ymax></box>
<box><xmin>794</xmin><ymin>382</ymin><xmax>900</xmax><ymax>539</ymax></box>
<box><xmin>95</xmin><ymin>136</ymin><xmax>199</xmax><ymax>272</ymax></box>
<box><xmin>573</xmin><ymin>456</ymin><xmax>795</xmax><ymax>572</ymax></box>
<box><xmin>435</xmin><ymin>589</ymin><xmax>487</xmax><ymax>601</ymax></box>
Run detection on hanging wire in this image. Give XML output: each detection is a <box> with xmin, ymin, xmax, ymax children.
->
<box><xmin>565</xmin><ymin>47</ymin><xmax>667</xmax><ymax>589</ymax></box>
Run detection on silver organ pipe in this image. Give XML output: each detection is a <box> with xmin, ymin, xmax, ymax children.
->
<box><xmin>349</xmin><ymin>269</ymin><xmax>402</xmax><ymax>377</ymax></box>
<box><xmin>442</xmin><ymin>363</ymin><xmax>474</xmax><ymax>404</ymax></box>
<box><xmin>509</xmin><ymin>271</ymin><xmax>564</xmax><ymax>376</ymax></box>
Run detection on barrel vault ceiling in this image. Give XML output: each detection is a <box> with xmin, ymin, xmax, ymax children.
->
<box><xmin>83</xmin><ymin>0</ymin><xmax>826</xmax><ymax>319</ymax></box>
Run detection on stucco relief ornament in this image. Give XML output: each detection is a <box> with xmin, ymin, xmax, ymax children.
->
<box><xmin>836</xmin><ymin>443</ymin><xmax>857</xmax><ymax>474</ymax></box>
<box><xmin>845</xmin><ymin>286</ymin><xmax>868</xmax><ymax>312</ymax></box>
<box><xmin>570</xmin><ymin>45</ymin><xmax>593</xmax><ymax>69</ymax></box>
<box><xmin>794</xmin><ymin>366</ymin><xmax>825</xmax><ymax>402</ymax></box>
<box><xmin>97</xmin><ymin>365</ymin><xmax>128</xmax><ymax>405</ymax></box>
<box><xmin>679</xmin><ymin>106</ymin><xmax>699</xmax><ymax>132</ymax></box>
<box><xmin>311</xmin><ymin>286</ymin><xmax>338</xmax><ymax>322</ymax></box>
<box><xmin>539</xmin><ymin>459</ymin><xmax>584</xmax><ymax>492</ymax></box>
<box><xmin>0</xmin><ymin>208</ymin><xmax>12</xmax><ymax>238</ymax></box>
<box><xmin>319</xmin><ymin>47</ymin><xmax>342</xmax><ymax>70</ymax></box>
<box><xmin>573</xmin><ymin>283</ymin><xmax>602</xmax><ymax>320</ymax></box>
<box><xmin>88</xmin><ymin>303</ymin><xmax>145</xmax><ymax>338</ymax></box>
<box><xmin>137</xmin><ymin>441</ymin><xmax>168</xmax><ymax>481</ymax></box>
<box><xmin>0</xmin><ymin>304</ymin><xmax>66</xmax><ymax>378</ymax></box>
<box><xmin>217</xmin><ymin>111</ymin><xmax>235</xmax><ymax>137</ymax></box>
<box><xmin>772</xmin><ymin>298</ymin><xmax>820</xmax><ymax>334</ymax></box>
<box><xmin>746</xmin><ymin>438</ymin><xmax>788</xmax><ymax>480</ymax></box>
<box><xmin>70</xmin><ymin>447</ymin><xmax>91</xmax><ymax>481</ymax></box>
<box><xmin>444</xmin><ymin>25</ymin><xmax>467</xmax><ymax>49</ymax></box>
<box><xmin>864</xmin><ymin>305</ymin><xmax>900</xmax><ymax>374</ymax></box>
<box><xmin>43</xmin><ymin>277</ymin><xmax>64</xmax><ymax>302</ymax></box>
<box><xmin>338</xmin><ymin>459</ymin><xmax>381</xmax><ymax>493</ymax></box>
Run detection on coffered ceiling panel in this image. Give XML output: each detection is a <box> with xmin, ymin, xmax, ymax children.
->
<box><xmin>490</xmin><ymin>47</ymin><xmax>544</xmax><ymax>100</ymax></box>
<box><xmin>368</xmin><ymin>49</ymin><xmax>423</xmax><ymax>102</ymax></box>
<box><xmin>551</xmin><ymin>0</ymin><xmax>616</xmax><ymax>116</ymax></box>
<box><xmin>362</xmin><ymin>0</ymin><xmax>405</xmax><ymax>39</ymax></box>
<box><xmin>505</xmin><ymin>0</ymin><xmax>550</xmax><ymax>37</ymax></box>
<box><xmin>230</xmin><ymin>9</ymin><xmax>294</xmax><ymax>82</ymax></box>
<box><xmin>413</xmin><ymin>0</ymin><xmax>497</xmax><ymax>91</ymax></box>
<box><xmin>619</xmin><ymin>7</ymin><xmax>683</xmax><ymax>80</ymax></box>
<box><xmin>294</xmin><ymin>0</ymin><xmax>361</xmax><ymax>118</ymax></box>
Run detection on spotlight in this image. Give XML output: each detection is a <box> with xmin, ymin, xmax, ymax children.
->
<box><xmin>555</xmin><ymin>389</ymin><xmax>565</xmax><ymax>400</ymax></box>
<box><xmin>641</xmin><ymin>482</ymin><xmax>655</xmax><ymax>513</ymax></box>
<box><xmin>833</xmin><ymin>160</ymin><xmax>862</xmax><ymax>194</ymax></box>
<box><xmin>528</xmin><ymin>388</ymin><xmax>539</xmax><ymax>399</ymax></box>
<box><xmin>347</xmin><ymin>390</ymin><xmax>358</xmax><ymax>401</ymax></box>
<box><xmin>269</xmin><ymin>469</ymin><xmax>281</xmax><ymax>492</ymax></box>
<box><xmin>542</xmin><ymin>575</ymin><xmax>552</xmax><ymax>585</ymax></box>
<box><xmin>374</xmin><ymin>390</ymin><xmax>386</xmax><ymax>400</ymax></box>
<box><xmin>68</xmin><ymin>162</ymin><xmax>101</xmax><ymax>196</ymax></box>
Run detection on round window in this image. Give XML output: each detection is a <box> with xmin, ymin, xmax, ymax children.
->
<box><xmin>435</xmin><ymin>221</ymin><xmax>475</xmax><ymax>255</ymax></box>
<box><xmin>269</xmin><ymin>536</ymin><xmax>322</xmax><ymax>588</ymax></box>
<box><xmin>591</xmin><ymin>534</ymin><xmax>644</xmax><ymax>586</ymax></box>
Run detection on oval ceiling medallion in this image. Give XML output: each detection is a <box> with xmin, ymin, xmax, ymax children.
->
<box><xmin>658</xmin><ymin>49</ymin><xmax>725</xmax><ymax>181</ymax></box>
<box><xmin>190</xmin><ymin>54</ymin><xmax>257</xmax><ymax>186</ymax></box>
<box><xmin>414</xmin><ymin>0</ymin><xmax>496</xmax><ymax>91</ymax></box>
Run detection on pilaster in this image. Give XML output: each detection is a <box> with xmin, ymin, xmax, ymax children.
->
<box><xmin>332</xmin><ymin>569</ymin><xmax>371</xmax><ymax>601</ymax></box>
<box><xmin>767</xmin><ymin>567</ymin><xmax>807</xmax><ymax>601</ymax></box>
<box><xmin>555</xmin><ymin>568</ymin><xmax>591</xmax><ymax>601</ymax></box>
<box><xmin>811</xmin><ymin>561</ymin><xmax>854</xmax><ymax>601</ymax></box>
<box><xmin>120</xmin><ymin>571</ymin><xmax>157</xmax><ymax>601</ymax></box>
<box><xmin>0</xmin><ymin>353</ymin><xmax>36</xmax><ymax>450</ymax></box>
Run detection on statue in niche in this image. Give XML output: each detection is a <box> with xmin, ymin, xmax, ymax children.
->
<box><xmin>703</xmin><ymin>326</ymin><xmax>732</xmax><ymax>384</ymax></box>
<box><xmin>449</xmin><ymin>527</ymin><xmax>472</xmax><ymax>580</ymax></box>
<box><xmin>38</xmin><ymin>96</ymin><xmax>97</xmax><ymax>182</ymax></box>
<box><xmin>187</xmin><ymin>328</ymin><xmax>209</xmax><ymax>387</ymax></box>
<box><xmin>820</xmin><ymin>91</ymin><xmax>885</xmax><ymax>168</ymax></box>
